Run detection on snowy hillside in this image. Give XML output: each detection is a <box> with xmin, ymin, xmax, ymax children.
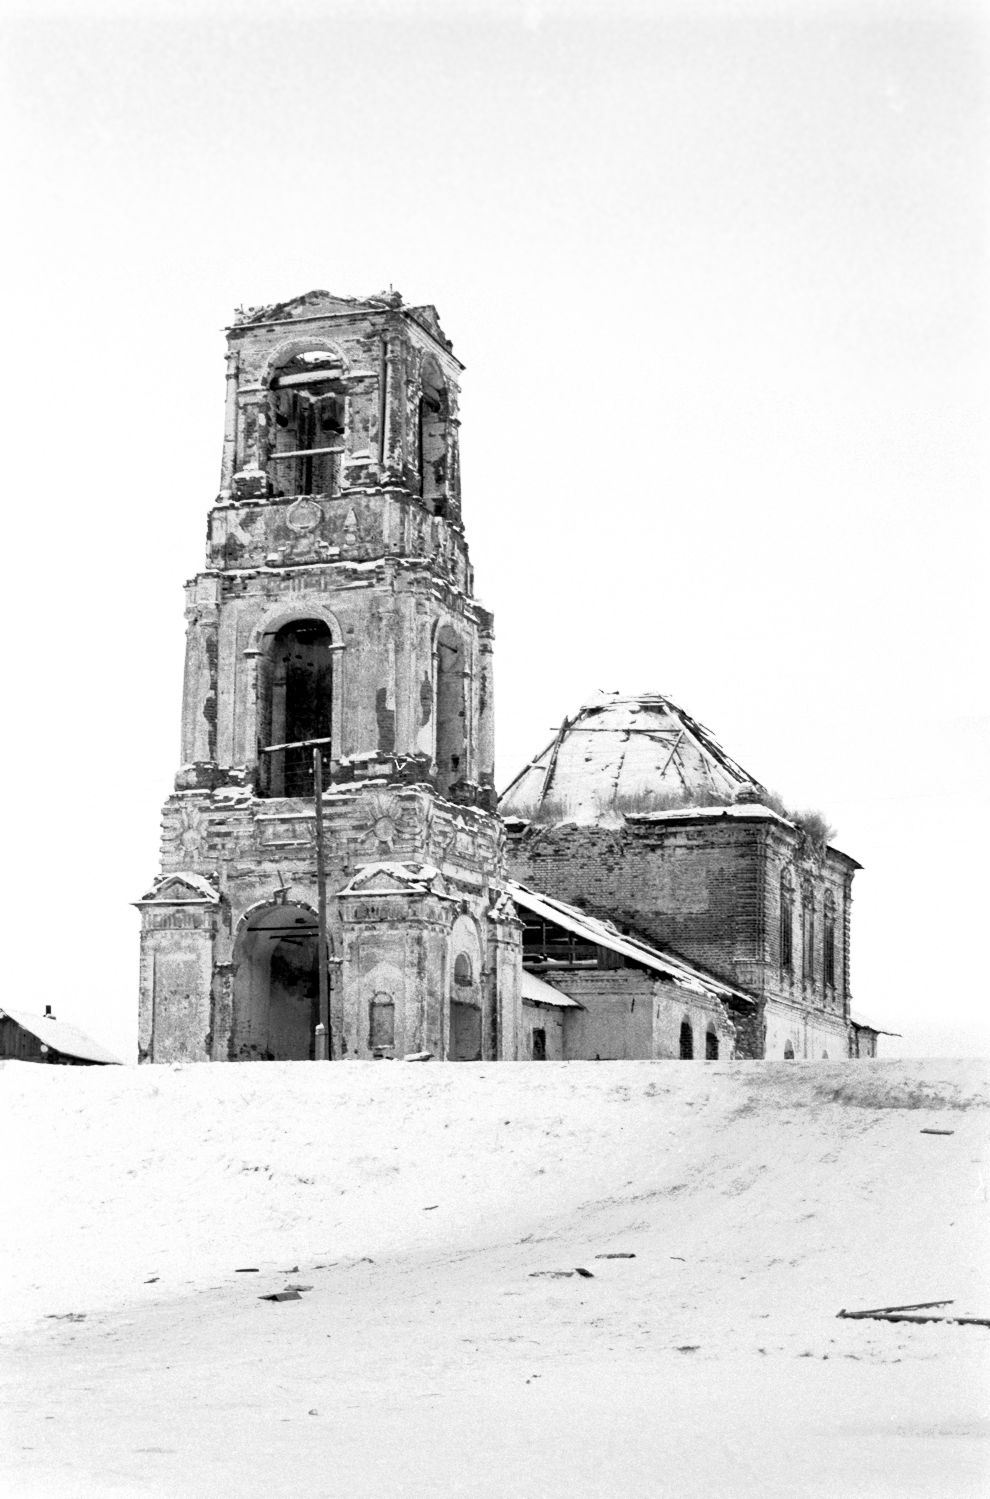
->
<box><xmin>3</xmin><ymin>1059</ymin><xmax>988</xmax><ymax>1498</ymax></box>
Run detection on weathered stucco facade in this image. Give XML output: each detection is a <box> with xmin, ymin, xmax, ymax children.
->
<box><xmin>138</xmin><ymin>292</ymin><xmax>521</xmax><ymax>1063</ymax></box>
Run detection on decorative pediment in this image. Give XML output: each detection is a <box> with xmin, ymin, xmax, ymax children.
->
<box><xmin>137</xmin><ymin>872</ymin><xmax>221</xmax><ymax>905</ymax></box>
<box><xmin>338</xmin><ymin>861</ymin><xmax>448</xmax><ymax>899</ymax></box>
<box><xmin>232</xmin><ymin>290</ymin><xmax>397</xmax><ymax>327</ymax></box>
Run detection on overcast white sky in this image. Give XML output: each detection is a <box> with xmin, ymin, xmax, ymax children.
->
<box><xmin>2</xmin><ymin>0</ymin><xmax>987</xmax><ymax>1060</ymax></box>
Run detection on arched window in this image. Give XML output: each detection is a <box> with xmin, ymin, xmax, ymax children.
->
<box><xmin>418</xmin><ymin>359</ymin><xmax>449</xmax><ymax>513</ymax></box>
<box><xmin>705</xmin><ymin>1027</ymin><xmax>719</xmax><ymax>1061</ymax></box>
<box><xmin>435</xmin><ymin>623</ymin><xmax>466</xmax><ymax>797</ymax></box>
<box><xmin>679</xmin><ymin>1019</ymin><xmax>694</xmax><ymax>1060</ymax></box>
<box><xmin>823</xmin><ymin>892</ymin><xmax>836</xmax><ymax>990</ymax></box>
<box><xmin>779</xmin><ymin>871</ymin><xmax>793</xmax><ymax>974</ymax></box>
<box><xmin>258</xmin><ymin>619</ymin><xmax>334</xmax><ymax>797</ymax></box>
<box><xmin>453</xmin><ymin>952</ymin><xmax>473</xmax><ymax>988</ymax></box>
<box><xmin>783</xmin><ymin>1040</ymin><xmax>795</xmax><ymax>1060</ymax></box>
<box><xmin>265</xmin><ymin>349</ymin><xmax>345</xmax><ymax>498</ymax></box>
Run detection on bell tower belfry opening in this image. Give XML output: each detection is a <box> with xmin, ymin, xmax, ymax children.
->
<box><xmin>137</xmin><ymin>290</ymin><xmax>522</xmax><ymax>1064</ymax></box>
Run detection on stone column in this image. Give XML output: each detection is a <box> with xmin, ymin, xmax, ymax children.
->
<box><xmin>476</xmin><ymin>635</ymin><xmax>496</xmax><ymax>793</ymax></box>
<box><xmin>219</xmin><ymin>350</ymin><xmax>239</xmax><ymax>497</ymax></box>
<box><xmin>180</xmin><ymin>577</ymin><xmax>221</xmax><ymax>769</ymax></box>
<box><xmin>490</xmin><ymin>910</ymin><xmax>522</xmax><ymax>1059</ymax></box>
<box><xmin>210</xmin><ymin>962</ymin><xmax>235</xmax><ymax>1061</ymax></box>
<box><xmin>241</xmin><ymin>648</ymin><xmax>263</xmax><ymax>780</ymax></box>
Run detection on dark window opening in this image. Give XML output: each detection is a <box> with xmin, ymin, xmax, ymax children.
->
<box><xmin>823</xmin><ymin>894</ymin><xmax>836</xmax><ymax>989</ymax></box>
<box><xmin>705</xmin><ymin>1028</ymin><xmax>719</xmax><ymax>1060</ymax></box>
<box><xmin>259</xmin><ymin>620</ymin><xmax>333</xmax><ymax>797</ymax></box>
<box><xmin>453</xmin><ymin>953</ymin><xmax>473</xmax><ymax>988</ymax></box>
<box><xmin>531</xmin><ymin>1028</ymin><xmax>547</xmax><ymax>1061</ymax></box>
<box><xmin>803</xmin><ymin>896</ymin><xmax>815</xmax><ymax>983</ymax></box>
<box><xmin>784</xmin><ymin>1040</ymin><xmax>795</xmax><ymax>1060</ymax></box>
<box><xmin>679</xmin><ymin>1020</ymin><xmax>694</xmax><ymax>1060</ymax></box>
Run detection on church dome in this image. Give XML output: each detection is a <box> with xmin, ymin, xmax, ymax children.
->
<box><xmin>499</xmin><ymin>692</ymin><xmax>763</xmax><ymax>827</ymax></box>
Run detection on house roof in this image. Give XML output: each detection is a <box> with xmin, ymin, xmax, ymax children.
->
<box><xmin>521</xmin><ymin>971</ymin><xmax>584</xmax><ymax>1009</ymax></box>
<box><xmin>0</xmin><ymin>1008</ymin><xmax>122</xmax><ymax>1065</ymax></box>
<box><xmin>509</xmin><ymin>880</ymin><xmax>754</xmax><ymax>1007</ymax></box>
<box><xmin>850</xmin><ymin>1015</ymin><xmax>902</xmax><ymax>1038</ymax></box>
<box><xmin>499</xmin><ymin>692</ymin><xmax>762</xmax><ymax>827</ymax></box>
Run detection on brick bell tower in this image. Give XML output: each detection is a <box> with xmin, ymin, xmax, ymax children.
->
<box><xmin>137</xmin><ymin>291</ymin><xmax>521</xmax><ymax>1063</ymax></box>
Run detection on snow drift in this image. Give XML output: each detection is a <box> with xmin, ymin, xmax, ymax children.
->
<box><xmin>3</xmin><ymin>1059</ymin><xmax>988</xmax><ymax>1498</ymax></box>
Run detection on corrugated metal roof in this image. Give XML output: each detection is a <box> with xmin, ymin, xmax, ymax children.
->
<box><xmin>509</xmin><ymin>880</ymin><xmax>754</xmax><ymax>1006</ymax></box>
<box><xmin>499</xmin><ymin>692</ymin><xmax>761</xmax><ymax>827</ymax></box>
<box><xmin>521</xmin><ymin>971</ymin><xmax>584</xmax><ymax>1009</ymax></box>
<box><xmin>0</xmin><ymin>1008</ymin><xmax>123</xmax><ymax>1065</ymax></box>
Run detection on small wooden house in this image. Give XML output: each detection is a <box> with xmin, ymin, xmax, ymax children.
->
<box><xmin>0</xmin><ymin>1006</ymin><xmax>122</xmax><ymax>1066</ymax></box>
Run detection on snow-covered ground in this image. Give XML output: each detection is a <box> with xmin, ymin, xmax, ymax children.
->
<box><xmin>2</xmin><ymin>1059</ymin><xmax>988</xmax><ymax>1498</ymax></box>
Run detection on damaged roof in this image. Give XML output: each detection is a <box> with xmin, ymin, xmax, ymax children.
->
<box><xmin>0</xmin><ymin>1008</ymin><xmax>122</xmax><ymax>1065</ymax></box>
<box><xmin>499</xmin><ymin>692</ymin><xmax>762</xmax><ymax>827</ymax></box>
<box><xmin>228</xmin><ymin>290</ymin><xmax>458</xmax><ymax>358</ymax></box>
<box><xmin>509</xmin><ymin>880</ymin><xmax>754</xmax><ymax>1007</ymax></box>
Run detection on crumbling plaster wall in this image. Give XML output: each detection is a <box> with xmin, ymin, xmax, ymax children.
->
<box><xmin>555</xmin><ymin>970</ymin><xmax>655</xmax><ymax>1059</ymax></box>
<box><xmin>339</xmin><ymin>895</ymin><xmax>455</xmax><ymax>1059</ymax></box>
<box><xmin>507</xmin><ymin>818</ymin><xmax>855</xmax><ymax>1028</ymax></box>
<box><xmin>521</xmin><ymin>1003</ymin><xmax>565</xmax><ymax>1059</ymax></box>
<box><xmin>178</xmin><ymin>566</ymin><xmax>494</xmax><ymax>794</ymax></box>
<box><xmin>651</xmin><ymin>978</ymin><xmax>736</xmax><ymax>1061</ymax></box>
<box><xmin>137</xmin><ymin>902</ymin><xmax>218</xmax><ymax>1064</ymax></box>
<box><xmin>763</xmin><ymin>999</ymin><xmax>851</xmax><ymax>1061</ymax></box>
<box><xmin>143</xmin><ymin>784</ymin><xmax>518</xmax><ymax>1062</ymax></box>
<box><xmin>540</xmin><ymin>969</ymin><xmax>735</xmax><ymax>1061</ymax></box>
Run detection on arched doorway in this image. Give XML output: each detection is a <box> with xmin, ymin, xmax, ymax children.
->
<box><xmin>231</xmin><ymin>903</ymin><xmax>324</xmax><ymax>1060</ymax></box>
<box><xmin>705</xmin><ymin>1026</ymin><xmax>719</xmax><ymax>1060</ymax></box>
<box><xmin>679</xmin><ymin>1018</ymin><xmax>694</xmax><ymax>1060</ymax></box>
<box><xmin>257</xmin><ymin>619</ymin><xmax>334</xmax><ymax>796</ymax></box>
<box><xmin>783</xmin><ymin>1040</ymin><xmax>795</xmax><ymax>1060</ymax></box>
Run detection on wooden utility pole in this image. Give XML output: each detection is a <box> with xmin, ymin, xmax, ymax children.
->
<box><xmin>313</xmin><ymin>747</ymin><xmax>331</xmax><ymax>1060</ymax></box>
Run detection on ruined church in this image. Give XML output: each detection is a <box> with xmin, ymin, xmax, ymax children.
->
<box><xmin>138</xmin><ymin>291</ymin><xmax>881</xmax><ymax>1064</ymax></box>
